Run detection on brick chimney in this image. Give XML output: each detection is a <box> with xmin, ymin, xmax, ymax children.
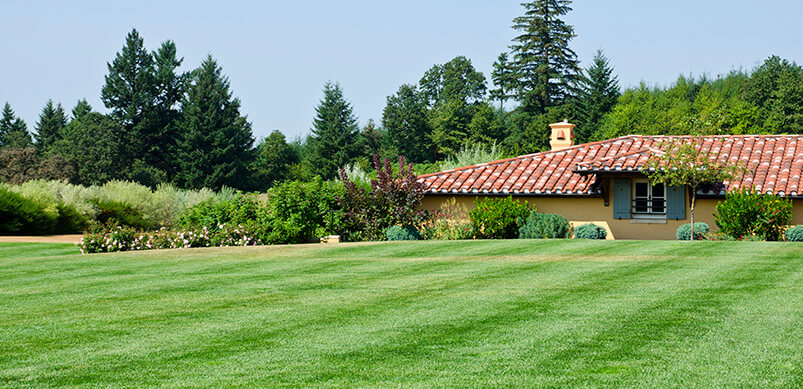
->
<box><xmin>549</xmin><ymin>120</ymin><xmax>575</xmax><ymax>151</ymax></box>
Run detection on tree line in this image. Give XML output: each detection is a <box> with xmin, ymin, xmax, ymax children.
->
<box><xmin>2</xmin><ymin>0</ymin><xmax>803</xmax><ymax>190</ymax></box>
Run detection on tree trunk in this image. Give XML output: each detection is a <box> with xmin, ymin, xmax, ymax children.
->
<box><xmin>690</xmin><ymin>188</ymin><xmax>696</xmax><ymax>240</ymax></box>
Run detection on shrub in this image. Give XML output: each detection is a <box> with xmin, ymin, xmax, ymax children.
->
<box><xmin>714</xmin><ymin>188</ymin><xmax>793</xmax><ymax>241</ymax></box>
<box><xmin>675</xmin><ymin>222</ymin><xmax>710</xmax><ymax>240</ymax></box>
<box><xmin>469</xmin><ymin>196</ymin><xmax>530</xmax><ymax>239</ymax></box>
<box><xmin>385</xmin><ymin>225</ymin><xmax>422</xmax><ymax>241</ymax></box>
<box><xmin>176</xmin><ymin>193</ymin><xmax>262</xmax><ymax>232</ymax></box>
<box><xmin>91</xmin><ymin>199</ymin><xmax>153</xmax><ymax>231</ymax></box>
<box><xmin>0</xmin><ymin>187</ymin><xmax>57</xmax><ymax>234</ymax></box>
<box><xmin>517</xmin><ymin>211</ymin><xmax>571</xmax><ymax>239</ymax></box>
<box><xmin>575</xmin><ymin>223</ymin><xmax>607</xmax><ymax>239</ymax></box>
<box><xmin>77</xmin><ymin>224</ymin><xmax>263</xmax><ymax>254</ymax></box>
<box><xmin>785</xmin><ymin>225</ymin><xmax>803</xmax><ymax>242</ymax></box>
<box><xmin>54</xmin><ymin>202</ymin><xmax>90</xmax><ymax>233</ymax></box>
<box><xmin>263</xmin><ymin>179</ymin><xmax>344</xmax><ymax>244</ymax></box>
<box><xmin>339</xmin><ymin>155</ymin><xmax>428</xmax><ymax>241</ymax></box>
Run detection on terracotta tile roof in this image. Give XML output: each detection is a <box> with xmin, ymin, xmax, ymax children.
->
<box><xmin>417</xmin><ymin>135</ymin><xmax>803</xmax><ymax>197</ymax></box>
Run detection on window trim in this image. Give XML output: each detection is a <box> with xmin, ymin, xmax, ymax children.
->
<box><xmin>631</xmin><ymin>179</ymin><xmax>667</xmax><ymax>218</ymax></box>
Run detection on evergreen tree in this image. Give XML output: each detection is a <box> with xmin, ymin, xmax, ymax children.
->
<box><xmin>101</xmin><ymin>29</ymin><xmax>155</xmax><ymax>145</ymax></box>
<box><xmin>71</xmin><ymin>99</ymin><xmax>93</xmax><ymax>120</ymax></box>
<box><xmin>52</xmin><ymin>112</ymin><xmax>127</xmax><ymax>185</ymax></box>
<box><xmin>174</xmin><ymin>55</ymin><xmax>255</xmax><ymax>190</ymax></box>
<box><xmin>577</xmin><ymin>50</ymin><xmax>620</xmax><ymax>142</ymax></box>
<box><xmin>34</xmin><ymin>100</ymin><xmax>68</xmax><ymax>154</ymax></box>
<box><xmin>490</xmin><ymin>52</ymin><xmax>516</xmax><ymax>110</ymax></box>
<box><xmin>382</xmin><ymin>84</ymin><xmax>433</xmax><ymax>162</ymax></box>
<box><xmin>360</xmin><ymin>119</ymin><xmax>382</xmax><ymax>158</ymax></box>
<box><xmin>308</xmin><ymin>82</ymin><xmax>361</xmax><ymax>179</ymax></box>
<box><xmin>0</xmin><ymin>103</ymin><xmax>32</xmax><ymax>148</ymax></box>
<box><xmin>101</xmin><ymin>29</ymin><xmax>186</xmax><ymax>182</ymax></box>
<box><xmin>510</xmin><ymin>0</ymin><xmax>581</xmax><ymax>113</ymax></box>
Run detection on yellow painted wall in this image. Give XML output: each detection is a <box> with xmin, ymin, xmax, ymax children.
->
<box><xmin>422</xmin><ymin>192</ymin><xmax>803</xmax><ymax>240</ymax></box>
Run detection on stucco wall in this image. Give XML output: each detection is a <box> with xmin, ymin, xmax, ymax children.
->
<box><xmin>421</xmin><ymin>192</ymin><xmax>803</xmax><ymax>240</ymax></box>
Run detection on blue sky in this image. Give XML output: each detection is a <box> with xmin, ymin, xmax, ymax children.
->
<box><xmin>2</xmin><ymin>1</ymin><xmax>802</xmax><ymax>141</ymax></box>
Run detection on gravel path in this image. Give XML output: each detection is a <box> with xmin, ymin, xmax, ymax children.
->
<box><xmin>0</xmin><ymin>235</ymin><xmax>83</xmax><ymax>244</ymax></box>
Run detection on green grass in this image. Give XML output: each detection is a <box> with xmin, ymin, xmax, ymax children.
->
<box><xmin>1</xmin><ymin>240</ymin><xmax>801</xmax><ymax>387</ymax></box>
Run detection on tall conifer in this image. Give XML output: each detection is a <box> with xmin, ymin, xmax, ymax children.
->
<box><xmin>309</xmin><ymin>82</ymin><xmax>361</xmax><ymax>179</ymax></box>
<box><xmin>510</xmin><ymin>0</ymin><xmax>581</xmax><ymax>113</ymax></box>
<box><xmin>174</xmin><ymin>55</ymin><xmax>254</xmax><ymax>190</ymax></box>
<box><xmin>0</xmin><ymin>103</ymin><xmax>32</xmax><ymax>148</ymax></box>
<box><xmin>34</xmin><ymin>100</ymin><xmax>68</xmax><ymax>154</ymax></box>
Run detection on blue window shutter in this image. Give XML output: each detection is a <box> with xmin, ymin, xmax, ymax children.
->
<box><xmin>613</xmin><ymin>179</ymin><xmax>631</xmax><ymax>219</ymax></box>
<box><xmin>666</xmin><ymin>185</ymin><xmax>686</xmax><ymax>220</ymax></box>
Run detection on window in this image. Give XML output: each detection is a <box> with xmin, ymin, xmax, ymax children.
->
<box><xmin>632</xmin><ymin>179</ymin><xmax>666</xmax><ymax>215</ymax></box>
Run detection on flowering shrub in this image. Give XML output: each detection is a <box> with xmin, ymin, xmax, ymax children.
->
<box><xmin>714</xmin><ymin>188</ymin><xmax>793</xmax><ymax>241</ymax></box>
<box><xmin>77</xmin><ymin>224</ymin><xmax>263</xmax><ymax>254</ymax></box>
<box><xmin>419</xmin><ymin>198</ymin><xmax>473</xmax><ymax>240</ymax></box>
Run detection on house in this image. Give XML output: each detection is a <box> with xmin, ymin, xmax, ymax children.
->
<box><xmin>417</xmin><ymin>121</ymin><xmax>803</xmax><ymax>239</ymax></box>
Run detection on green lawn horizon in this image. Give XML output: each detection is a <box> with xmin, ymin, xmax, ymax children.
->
<box><xmin>1</xmin><ymin>240</ymin><xmax>801</xmax><ymax>387</ymax></box>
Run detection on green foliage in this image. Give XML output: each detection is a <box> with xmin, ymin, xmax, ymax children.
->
<box><xmin>0</xmin><ymin>187</ymin><xmax>57</xmax><ymax>234</ymax></box>
<box><xmin>438</xmin><ymin>142</ymin><xmax>503</xmax><ymax>171</ymax></box>
<box><xmin>0</xmin><ymin>103</ymin><xmax>33</xmax><ymax>148</ymax></box>
<box><xmin>419</xmin><ymin>56</ymin><xmax>487</xmax><ymax>108</ymax></box>
<box><xmin>339</xmin><ymin>155</ymin><xmax>428</xmax><ymax>241</ymax></box>
<box><xmin>54</xmin><ymin>112</ymin><xmax>127</xmax><ymax>186</ymax></box>
<box><xmin>384</xmin><ymin>225</ymin><xmax>422</xmax><ymax>241</ymax></box>
<box><xmin>0</xmin><ymin>147</ymin><xmax>76</xmax><ymax>184</ymax></box>
<box><xmin>253</xmin><ymin>130</ymin><xmax>299</xmax><ymax>190</ymax></box>
<box><xmin>517</xmin><ymin>211</ymin><xmax>571</xmax><ymax>239</ymax></box>
<box><xmin>91</xmin><ymin>199</ymin><xmax>153</xmax><ymax>231</ymax></box>
<box><xmin>715</xmin><ymin>188</ymin><xmax>793</xmax><ymax>241</ymax></box>
<box><xmin>576</xmin><ymin>50</ymin><xmax>620</xmax><ymax>143</ymax></box>
<box><xmin>510</xmin><ymin>0</ymin><xmax>581</xmax><ymax>112</ymax></box>
<box><xmin>174</xmin><ymin>55</ymin><xmax>255</xmax><ymax>190</ymax></box>
<box><xmin>419</xmin><ymin>198</ymin><xmax>473</xmax><ymax>240</ymax></box>
<box><xmin>490</xmin><ymin>52</ymin><xmax>516</xmax><ymax>110</ymax></box>
<box><xmin>675</xmin><ymin>223</ymin><xmax>710</xmax><ymax>241</ymax></box>
<box><xmin>34</xmin><ymin>100</ymin><xmax>68</xmax><ymax>155</ymax></box>
<box><xmin>263</xmin><ymin>179</ymin><xmax>344</xmax><ymax>244</ymax></box>
<box><xmin>176</xmin><ymin>192</ymin><xmax>262</xmax><ymax>233</ymax></box>
<box><xmin>784</xmin><ymin>226</ymin><xmax>803</xmax><ymax>242</ymax></box>
<box><xmin>382</xmin><ymin>84</ymin><xmax>433</xmax><ymax>162</ymax></box>
<box><xmin>309</xmin><ymin>82</ymin><xmax>361</xmax><ymax>180</ymax></box>
<box><xmin>574</xmin><ymin>223</ymin><xmax>607</xmax><ymax>239</ymax></box>
<box><xmin>77</xmin><ymin>224</ymin><xmax>263</xmax><ymax>254</ymax></box>
<box><xmin>469</xmin><ymin>196</ymin><xmax>531</xmax><ymax>239</ymax></box>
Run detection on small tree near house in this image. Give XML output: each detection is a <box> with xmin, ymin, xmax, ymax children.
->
<box><xmin>643</xmin><ymin>139</ymin><xmax>742</xmax><ymax>240</ymax></box>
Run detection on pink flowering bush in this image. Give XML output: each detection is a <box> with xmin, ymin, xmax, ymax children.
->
<box><xmin>77</xmin><ymin>223</ymin><xmax>263</xmax><ymax>254</ymax></box>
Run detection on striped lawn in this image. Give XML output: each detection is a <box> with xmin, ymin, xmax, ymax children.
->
<box><xmin>0</xmin><ymin>240</ymin><xmax>801</xmax><ymax>387</ymax></box>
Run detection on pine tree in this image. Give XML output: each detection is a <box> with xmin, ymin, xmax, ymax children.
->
<box><xmin>510</xmin><ymin>0</ymin><xmax>581</xmax><ymax>113</ymax></box>
<box><xmin>308</xmin><ymin>82</ymin><xmax>361</xmax><ymax>179</ymax></box>
<box><xmin>577</xmin><ymin>50</ymin><xmax>620</xmax><ymax>142</ymax></box>
<box><xmin>148</xmin><ymin>40</ymin><xmax>187</xmax><ymax>174</ymax></box>
<box><xmin>490</xmin><ymin>52</ymin><xmax>516</xmax><ymax>110</ymax></box>
<box><xmin>360</xmin><ymin>119</ymin><xmax>382</xmax><ymax>158</ymax></box>
<box><xmin>71</xmin><ymin>99</ymin><xmax>93</xmax><ymax>120</ymax></box>
<box><xmin>382</xmin><ymin>84</ymin><xmax>433</xmax><ymax>162</ymax></box>
<box><xmin>174</xmin><ymin>55</ymin><xmax>255</xmax><ymax>190</ymax></box>
<box><xmin>34</xmin><ymin>100</ymin><xmax>68</xmax><ymax>154</ymax></box>
<box><xmin>0</xmin><ymin>103</ymin><xmax>33</xmax><ymax>148</ymax></box>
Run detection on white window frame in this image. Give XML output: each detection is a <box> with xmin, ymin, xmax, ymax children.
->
<box><xmin>632</xmin><ymin>179</ymin><xmax>667</xmax><ymax>218</ymax></box>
